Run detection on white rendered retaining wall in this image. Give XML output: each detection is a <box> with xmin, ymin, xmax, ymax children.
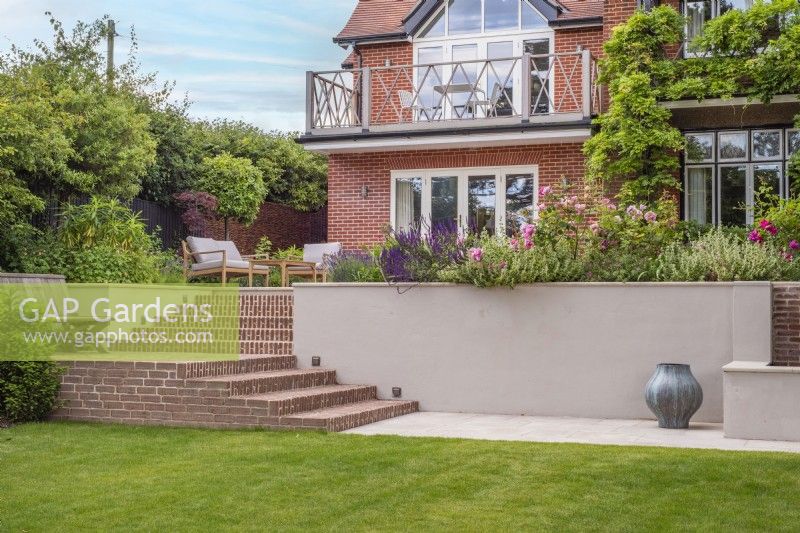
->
<box><xmin>293</xmin><ymin>282</ymin><xmax>773</xmax><ymax>423</ymax></box>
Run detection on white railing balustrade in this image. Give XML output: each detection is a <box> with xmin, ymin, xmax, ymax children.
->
<box><xmin>305</xmin><ymin>50</ymin><xmax>599</xmax><ymax>132</ymax></box>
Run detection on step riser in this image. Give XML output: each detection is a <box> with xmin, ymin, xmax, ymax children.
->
<box><xmin>250</xmin><ymin>386</ymin><xmax>377</xmax><ymax>416</ymax></box>
<box><xmin>227</xmin><ymin>370</ymin><xmax>337</xmax><ymax>396</ymax></box>
<box><xmin>282</xmin><ymin>401</ymin><xmax>420</xmax><ymax>431</ymax></box>
<box><xmin>179</xmin><ymin>356</ymin><xmax>297</xmax><ymax>379</ymax></box>
<box><xmin>325</xmin><ymin>402</ymin><xmax>419</xmax><ymax>432</ymax></box>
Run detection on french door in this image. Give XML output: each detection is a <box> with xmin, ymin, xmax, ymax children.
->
<box><xmin>392</xmin><ymin>166</ymin><xmax>538</xmax><ymax>236</ymax></box>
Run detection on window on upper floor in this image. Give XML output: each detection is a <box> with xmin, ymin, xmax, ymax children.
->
<box><xmin>419</xmin><ymin>0</ymin><xmax>547</xmax><ymax>38</ymax></box>
<box><xmin>683</xmin><ymin>0</ymin><xmax>783</xmax><ymax>56</ymax></box>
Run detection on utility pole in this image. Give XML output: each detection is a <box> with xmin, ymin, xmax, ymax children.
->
<box><xmin>106</xmin><ymin>19</ymin><xmax>116</xmax><ymax>86</ymax></box>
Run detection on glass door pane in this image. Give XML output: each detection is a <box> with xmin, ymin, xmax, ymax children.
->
<box><xmin>468</xmin><ymin>175</ymin><xmax>497</xmax><ymax>235</ymax></box>
<box><xmin>754</xmin><ymin>163</ymin><xmax>782</xmax><ymax>199</ymax></box>
<box><xmin>451</xmin><ymin>44</ymin><xmax>478</xmax><ymax>118</ymax></box>
<box><xmin>505</xmin><ymin>174</ymin><xmax>535</xmax><ymax>236</ymax></box>
<box><xmin>487</xmin><ymin>41</ymin><xmax>514</xmax><ymax>117</ymax></box>
<box><xmin>685</xmin><ymin>167</ymin><xmax>714</xmax><ymax>225</ymax></box>
<box><xmin>719</xmin><ymin>165</ymin><xmax>747</xmax><ymax>226</ymax></box>
<box><xmin>395</xmin><ymin>178</ymin><xmax>422</xmax><ymax>231</ymax></box>
<box><xmin>416</xmin><ymin>47</ymin><xmax>443</xmax><ymax>122</ymax></box>
<box><xmin>524</xmin><ymin>39</ymin><xmax>550</xmax><ymax>115</ymax></box>
<box><xmin>431</xmin><ymin>176</ymin><xmax>459</xmax><ymax>229</ymax></box>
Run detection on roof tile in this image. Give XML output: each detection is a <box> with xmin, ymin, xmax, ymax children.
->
<box><xmin>335</xmin><ymin>0</ymin><xmax>603</xmax><ymax>43</ymax></box>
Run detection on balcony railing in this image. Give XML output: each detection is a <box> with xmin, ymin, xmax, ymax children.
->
<box><xmin>305</xmin><ymin>50</ymin><xmax>600</xmax><ymax>133</ymax></box>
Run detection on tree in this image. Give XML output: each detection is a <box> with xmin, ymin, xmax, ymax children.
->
<box><xmin>0</xmin><ymin>13</ymin><xmax>163</xmax><ymax>203</ymax></box>
<box><xmin>197</xmin><ymin>153</ymin><xmax>267</xmax><ymax>239</ymax></box>
<box><xmin>193</xmin><ymin>120</ymin><xmax>327</xmax><ymax>211</ymax></box>
<box><xmin>261</xmin><ymin>133</ymin><xmax>327</xmax><ymax>211</ymax></box>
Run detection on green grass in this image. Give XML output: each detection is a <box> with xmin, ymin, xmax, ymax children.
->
<box><xmin>2</xmin><ymin>422</ymin><xmax>800</xmax><ymax>532</ymax></box>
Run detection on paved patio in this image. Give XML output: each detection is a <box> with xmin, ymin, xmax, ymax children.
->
<box><xmin>345</xmin><ymin>412</ymin><xmax>800</xmax><ymax>453</ymax></box>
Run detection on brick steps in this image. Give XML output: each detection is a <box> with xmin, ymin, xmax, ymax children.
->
<box><xmin>180</xmin><ymin>355</ymin><xmax>296</xmax><ymax>379</ymax></box>
<box><xmin>241</xmin><ymin>384</ymin><xmax>377</xmax><ymax>416</ymax></box>
<box><xmin>179</xmin><ymin>359</ymin><xmax>417</xmax><ymax>430</ymax></box>
<box><xmin>193</xmin><ymin>368</ymin><xmax>337</xmax><ymax>396</ymax></box>
<box><xmin>280</xmin><ymin>399</ymin><xmax>420</xmax><ymax>432</ymax></box>
<box><xmin>54</xmin><ymin>291</ymin><xmax>418</xmax><ymax>431</ymax></box>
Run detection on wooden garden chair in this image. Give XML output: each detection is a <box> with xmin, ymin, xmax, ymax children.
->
<box><xmin>182</xmin><ymin>236</ymin><xmax>271</xmax><ymax>287</ymax></box>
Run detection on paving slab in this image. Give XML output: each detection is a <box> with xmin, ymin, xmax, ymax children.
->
<box><xmin>344</xmin><ymin>412</ymin><xmax>800</xmax><ymax>453</ymax></box>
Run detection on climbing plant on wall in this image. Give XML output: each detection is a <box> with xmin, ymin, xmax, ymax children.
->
<box><xmin>585</xmin><ymin>0</ymin><xmax>800</xmax><ymax>204</ymax></box>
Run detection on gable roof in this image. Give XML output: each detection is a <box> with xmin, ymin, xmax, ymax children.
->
<box><xmin>335</xmin><ymin>0</ymin><xmax>416</xmax><ymax>44</ymax></box>
<box><xmin>334</xmin><ymin>0</ymin><xmax>603</xmax><ymax>44</ymax></box>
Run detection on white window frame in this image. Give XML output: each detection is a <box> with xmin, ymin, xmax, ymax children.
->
<box><xmin>419</xmin><ymin>0</ymin><xmax>548</xmax><ymax>39</ymax></box>
<box><xmin>390</xmin><ymin>165</ymin><xmax>539</xmax><ymax>235</ymax></box>
<box><xmin>751</xmin><ymin>129</ymin><xmax>783</xmax><ymax>161</ymax></box>
<box><xmin>684</xmin><ymin>164</ymin><xmax>716</xmax><ymax>224</ymax></box>
<box><xmin>413</xmin><ymin>0</ymin><xmax>554</xmax><ymax>118</ymax></box>
<box><xmin>718</xmin><ymin>130</ymin><xmax>750</xmax><ymax>163</ymax></box>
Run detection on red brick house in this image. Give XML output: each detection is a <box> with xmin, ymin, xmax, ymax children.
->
<box><xmin>299</xmin><ymin>0</ymin><xmax>800</xmax><ymax>250</ymax></box>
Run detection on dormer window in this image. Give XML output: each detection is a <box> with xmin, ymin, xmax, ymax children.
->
<box><xmin>420</xmin><ymin>0</ymin><xmax>548</xmax><ymax>38</ymax></box>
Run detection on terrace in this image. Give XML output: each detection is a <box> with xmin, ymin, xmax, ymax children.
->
<box><xmin>303</xmin><ymin>50</ymin><xmax>600</xmax><ymax>138</ymax></box>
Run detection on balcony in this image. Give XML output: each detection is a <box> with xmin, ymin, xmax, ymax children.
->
<box><xmin>303</xmin><ymin>51</ymin><xmax>601</xmax><ymax>138</ymax></box>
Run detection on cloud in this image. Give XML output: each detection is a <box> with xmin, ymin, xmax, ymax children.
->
<box><xmin>140</xmin><ymin>43</ymin><xmax>309</xmax><ymax>68</ymax></box>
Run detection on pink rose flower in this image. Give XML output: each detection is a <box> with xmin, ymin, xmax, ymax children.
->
<box><xmin>748</xmin><ymin>230</ymin><xmax>763</xmax><ymax>243</ymax></box>
<box><xmin>509</xmin><ymin>238</ymin><xmax>519</xmax><ymax>250</ymax></box>
<box><xmin>469</xmin><ymin>247</ymin><xmax>483</xmax><ymax>262</ymax></box>
<box><xmin>524</xmin><ymin>238</ymin><xmax>533</xmax><ymax>250</ymax></box>
<box><xmin>790</xmin><ymin>240</ymin><xmax>800</xmax><ymax>250</ymax></box>
<box><xmin>522</xmin><ymin>224</ymin><xmax>536</xmax><ymax>238</ymax></box>
<box><xmin>537</xmin><ymin>202</ymin><xmax>547</xmax><ymax>211</ymax></box>
<box><xmin>574</xmin><ymin>203</ymin><xmax>586</xmax><ymax>214</ymax></box>
<box><xmin>539</xmin><ymin>185</ymin><xmax>552</xmax><ymax>197</ymax></box>
<box><xmin>644</xmin><ymin>211</ymin><xmax>657</xmax><ymax>223</ymax></box>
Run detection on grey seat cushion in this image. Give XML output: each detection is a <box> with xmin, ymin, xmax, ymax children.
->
<box><xmin>187</xmin><ymin>237</ymin><xmax>244</xmax><ymax>263</ymax></box>
<box><xmin>186</xmin><ymin>236</ymin><xmax>220</xmax><ymax>263</ymax></box>
<box><xmin>191</xmin><ymin>259</ymin><xmax>269</xmax><ymax>272</ymax></box>
<box><xmin>303</xmin><ymin>242</ymin><xmax>342</xmax><ymax>268</ymax></box>
<box><xmin>216</xmin><ymin>240</ymin><xmax>243</xmax><ymax>261</ymax></box>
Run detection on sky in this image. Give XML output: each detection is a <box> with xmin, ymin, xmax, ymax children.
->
<box><xmin>0</xmin><ymin>0</ymin><xmax>358</xmax><ymax>132</ymax></box>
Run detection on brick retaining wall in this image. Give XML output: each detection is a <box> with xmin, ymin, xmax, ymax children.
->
<box><xmin>51</xmin><ymin>357</ymin><xmax>298</xmax><ymax>428</ymax></box>
<box><xmin>772</xmin><ymin>283</ymin><xmax>800</xmax><ymax>366</ymax></box>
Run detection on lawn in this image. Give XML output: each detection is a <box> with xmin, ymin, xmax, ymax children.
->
<box><xmin>2</xmin><ymin>423</ymin><xmax>800</xmax><ymax>531</ymax></box>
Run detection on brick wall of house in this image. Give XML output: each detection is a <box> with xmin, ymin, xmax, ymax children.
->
<box><xmin>328</xmin><ymin>143</ymin><xmax>588</xmax><ymax>250</ymax></box>
<box><xmin>772</xmin><ymin>283</ymin><xmax>800</xmax><ymax>366</ymax></box>
<box><xmin>356</xmin><ymin>43</ymin><xmax>415</xmax><ymax>125</ymax></box>
<box><xmin>603</xmin><ymin>0</ymin><xmax>637</xmax><ymax>41</ymax></box>
<box><xmin>209</xmin><ymin>202</ymin><xmax>327</xmax><ymax>255</ymax></box>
